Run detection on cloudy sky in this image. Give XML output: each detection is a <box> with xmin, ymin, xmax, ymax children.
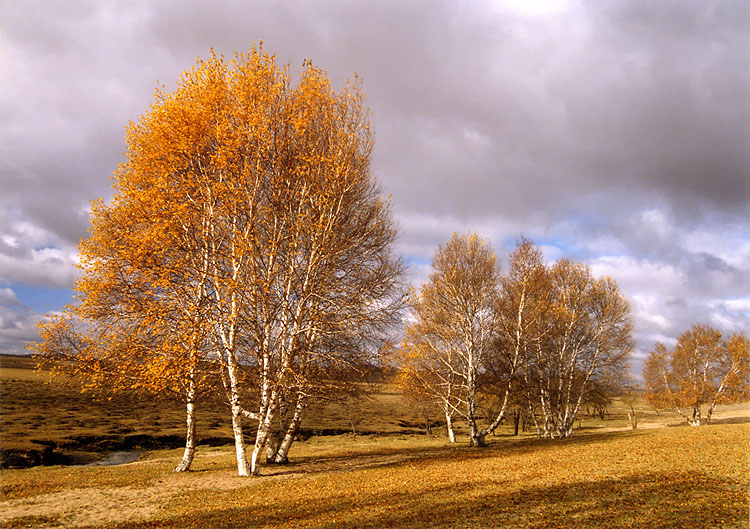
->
<box><xmin>1</xmin><ymin>1</ymin><xmax>748</xmax><ymax>378</ymax></box>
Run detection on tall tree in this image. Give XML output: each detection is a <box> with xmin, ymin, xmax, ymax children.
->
<box><xmin>478</xmin><ymin>238</ymin><xmax>550</xmax><ymax>444</ymax></box>
<box><xmin>528</xmin><ymin>260</ymin><xmax>633</xmax><ymax>438</ymax></box>
<box><xmin>401</xmin><ymin>233</ymin><xmax>500</xmax><ymax>446</ymax></box>
<box><xmin>32</xmin><ymin>157</ymin><xmax>217</xmax><ymax>472</ymax></box>
<box><xmin>32</xmin><ymin>45</ymin><xmax>402</xmax><ymax>476</ymax></box>
<box><xmin>644</xmin><ymin>325</ymin><xmax>749</xmax><ymax>426</ymax></box>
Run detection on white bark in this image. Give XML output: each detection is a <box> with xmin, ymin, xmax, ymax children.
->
<box><xmin>273</xmin><ymin>393</ymin><xmax>305</xmax><ymax>463</ymax></box>
<box><xmin>174</xmin><ymin>375</ymin><xmax>197</xmax><ymax>472</ymax></box>
<box><xmin>444</xmin><ymin>407</ymin><xmax>456</xmax><ymax>443</ymax></box>
<box><xmin>225</xmin><ymin>351</ymin><xmax>251</xmax><ymax>476</ymax></box>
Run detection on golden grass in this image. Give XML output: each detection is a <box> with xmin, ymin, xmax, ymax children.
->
<box><xmin>1</xmin><ymin>424</ymin><xmax>748</xmax><ymax>528</ymax></box>
<box><xmin>2</xmin><ymin>353</ymin><xmax>749</xmax><ymax>528</ymax></box>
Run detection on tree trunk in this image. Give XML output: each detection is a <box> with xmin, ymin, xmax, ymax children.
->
<box><xmin>627</xmin><ymin>404</ymin><xmax>638</xmax><ymax>429</ymax></box>
<box><xmin>690</xmin><ymin>406</ymin><xmax>702</xmax><ymax>426</ymax></box>
<box><xmin>421</xmin><ymin>409</ymin><xmax>433</xmax><ymax>435</ymax></box>
<box><xmin>273</xmin><ymin>394</ymin><xmax>305</xmax><ymax>464</ymax></box>
<box><xmin>265</xmin><ymin>435</ymin><xmax>279</xmax><ymax>463</ymax></box>
<box><xmin>225</xmin><ymin>353</ymin><xmax>251</xmax><ymax>477</ymax></box>
<box><xmin>251</xmin><ymin>406</ymin><xmax>276</xmax><ymax>475</ymax></box>
<box><xmin>705</xmin><ymin>402</ymin><xmax>717</xmax><ymax>425</ymax></box>
<box><xmin>513</xmin><ymin>411</ymin><xmax>520</xmax><ymax>436</ymax></box>
<box><xmin>445</xmin><ymin>409</ymin><xmax>456</xmax><ymax>443</ymax></box>
<box><xmin>470</xmin><ymin>431</ymin><xmax>487</xmax><ymax>447</ymax></box>
<box><xmin>174</xmin><ymin>378</ymin><xmax>197</xmax><ymax>472</ymax></box>
<box><xmin>231</xmin><ymin>405</ymin><xmax>251</xmax><ymax>476</ymax></box>
<box><xmin>266</xmin><ymin>393</ymin><xmax>290</xmax><ymax>463</ymax></box>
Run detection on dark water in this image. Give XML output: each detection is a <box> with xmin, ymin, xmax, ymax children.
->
<box><xmin>85</xmin><ymin>449</ymin><xmax>144</xmax><ymax>466</ymax></box>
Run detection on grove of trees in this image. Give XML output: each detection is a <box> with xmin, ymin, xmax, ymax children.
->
<box><xmin>32</xmin><ymin>45</ymin><xmax>404</xmax><ymax>476</ymax></box>
<box><xmin>643</xmin><ymin>325</ymin><xmax>749</xmax><ymax>426</ymax></box>
<box><xmin>397</xmin><ymin>235</ymin><xmax>634</xmax><ymax>444</ymax></box>
<box><xmin>29</xmin><ymin>45</ymin><xmax>747</xmax><ymax>476</ymax></box>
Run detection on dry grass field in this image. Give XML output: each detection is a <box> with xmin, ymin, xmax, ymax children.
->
<box><xmin>1</xmin><ymin>424</ymin><xmax>748</xmax><ymax>528</ymax></box>
<box><xmin>1</xmin><ymin>353</ymin><xmax>749</xmax><ymax>528</ymax></box>
<box><xmin>0</xmin><ymin>354</ymin><xmax>431</xmax><ymax>467</ymax></box>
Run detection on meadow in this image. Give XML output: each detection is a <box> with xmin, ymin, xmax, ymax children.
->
<box><xmin>0</xmin><ymin>355</ymin><xmax>428</xmax><ymax>468</ymax></box>
<box><xmin>1</xmin><ymin>354</ymin><xmax>748</xmax><ymax>528</ymax></box>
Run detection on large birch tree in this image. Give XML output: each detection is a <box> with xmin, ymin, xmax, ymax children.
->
<box><xmin>525</xmin><ymin>260</ymin><xmax>633</xmax><ymax>438</ymax></box>
<box><xmin>33</xmin><ymin>45</ymin><xmax>402</xmax><ymax>476</ymax></box>
<box><xmin>400</xmin><ymin>233</ymin><xmax>500</xmax><ymax>446</ymax></box>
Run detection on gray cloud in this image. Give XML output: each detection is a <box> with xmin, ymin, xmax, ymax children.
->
<box><xmin>1</xmin><ymin>1</ymin><xmax>748</xmax><ymax>376</ymax></box>
<box><xmin>0</xmin><ymin>288</ymin><xmax>45</xmax><ymax>354</ymax></box>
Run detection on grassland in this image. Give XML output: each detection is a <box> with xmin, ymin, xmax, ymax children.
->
<box><xmin>0</xmin><ymin>354</ymin><xmax>428</xmax><ymax>467</ymax></box>
<box><xmin>1</xmin><ymin>424</ymin><xmax>748</xmax><ymax>528</ymax></box>
<box><xmin>1</xmin><ymin>354</ymin><xmax>749</xmax><ymax>528</ymax></box>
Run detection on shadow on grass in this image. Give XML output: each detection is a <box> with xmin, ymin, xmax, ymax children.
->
<box><xmin>708</xmin><ymin>416</ymin><xmax>750</xmax><ymax>426</ymax></box>
<box><xmin>100</xmin><ymin>469</ymin><xmax>744</xmax><ymax>529</ymax></box>
<box><xmin>185</xmin><ymin>429</ymin><xmax>650</xmax><ymax>479</ymax></box>
<box><xmin>294</xmin><ymin>428</ymin><xmax>644</xmax><ymax>465</ymax></box>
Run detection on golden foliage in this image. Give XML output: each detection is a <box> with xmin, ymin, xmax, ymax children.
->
<box><xmin>30</xmin><ymin>44</ymin><xmax>402</xmax><ymax>474</ymax></box>
<box><xmin>643</xmin><ymin>325</ymin><xmax>749</xmax><ymax>425</ymax></box>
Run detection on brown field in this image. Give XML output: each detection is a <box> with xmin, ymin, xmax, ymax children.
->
<box><xmin>1</xmin><ymin>421</ymin><xmax>748</xmax><ymax>528</ymax></box>
<box><xmin>0</xmin><ymin>354</ymin><xmax>433</xmax><ymax>467</ymax></box>
<box><xmin>1</xmin><ymin>354</ymin><xmax>749</xmax><ymax>528</ymax></box>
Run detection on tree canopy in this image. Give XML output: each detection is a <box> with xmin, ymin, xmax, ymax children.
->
<box><xmin>32</xmin><ymin>45</ymin><xmax>403</xmax><ymax>476</ymax></box>
<box><xmin>643</xmin><ymin>325</ymin><xmax>749</xmax><ymax>426</ymax></box>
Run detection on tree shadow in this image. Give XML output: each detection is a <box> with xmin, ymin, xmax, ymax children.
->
<box><xmin>104</xmin><ymin>469</ymin><xmax>744</xmax><ymax>529</ymax></box>
<box><xmin>243</xmin><ymin>428</ymin><xmax>647</xmax><ymax>479</ymax></box>
<box><xmin>707</xmin><ymin>416</ymin><xmax>750</xmax><ymax>425</ymax></box>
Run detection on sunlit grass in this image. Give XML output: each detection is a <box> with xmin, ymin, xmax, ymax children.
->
<box><xmin>2</xmin><ymin>354</ymin><xmax>749</xmax><ymax>528</ymax></box>
<box><xmin>1</xmin><ymin>424</ymin><xmax>748</xmax><ymax>528</ymax></box>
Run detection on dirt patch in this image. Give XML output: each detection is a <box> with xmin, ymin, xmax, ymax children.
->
<box><xmin>0</xmin><ymin>485</ymin><xmax>171</xmax><ymax>528</ymax></box>
<box><xmin>0</xmin><ymin>447</ymin><xmax>437</xmax><ymax>528</ymax></box>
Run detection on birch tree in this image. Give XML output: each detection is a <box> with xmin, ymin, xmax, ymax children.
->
<box><xmin>528</xmin><ymin>260</ymin><xmax>633</xmax><ymax>438</ymax></box>
<box><xmin>33</xmin><ymin>45</ymin><xmax>402</xmax><ymax>477</ymax></box>
<box><xmin>401</xmin><ymin>233</ymin><xmax>500</xmax><ymax>446</ymax></box>
<box><xmin>643</xmin><ymin>326</ymin><xmax>749</xmax><ymax>426</ymax></box>
<box><xmin>478</xmin><ymin>238</ymin><xmax>550</xmax><ymax>444</ymax></box>
<box><xmin>32</xmin><ymin>178</ymin><xmax>216</xmax><ymax>472</ymax></box>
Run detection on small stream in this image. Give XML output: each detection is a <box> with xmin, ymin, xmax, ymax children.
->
<box><xmin>85</xmin><ymin>449</ymin><xmax>145</xmax><ymax>466</ymax></box>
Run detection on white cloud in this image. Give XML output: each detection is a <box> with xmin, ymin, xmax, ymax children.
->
<box><xmin>491</xmin><ymin>0</ymin><xmax>573</xmax><ymax>17</ymax></box>
<box><xmin>683</xmin><ymin>228</ymin><xmax>750</xmax><ymax>269</ymax></box>
<box><xmin>0</xmin><ymin>287</ymin><xmax>18</xmax><ymax>304</ymax></box>
<box><xmin>724</xmin><ymin>298</ymin><xmax>750</xmax><ymax>312</ymax></box>
<box><xmin>631</xmin><ymin>294</ymin><xmax>670</xmax><ymax>331</ymax></box>
<box><xmin>1</xmin><ymin>0</ymin><xmax>747</xmax><ymax>370</ymax></box>
<box><xmin>0</xmin><ymin>246</ymin><xmax>80</xmax><ymax>288</ymax></box>
<box><xmin>589</xmin><ymin>256</ymin><xmax>685</xmax><ymax>295</ymax></box>
<box><xmin>0</xmin><ymin>287</ymin><xmax>44</xmax><ymax>354</ymax></box>
<box><xmin>639</xmin><ymin>208</ymin><xmax>673</xmax><ymax>240</ymax></box>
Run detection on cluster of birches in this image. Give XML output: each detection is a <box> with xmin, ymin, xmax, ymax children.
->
<box><xmin>34</xmin><ymin>47</ymin><xmax>404</xmax><ymax>477</ymax></box>
<box><xmin>396</xmin><ymin>234</ymin><xmax>634</xmax><ymax>446</ymax></box>
<box><xmin>31</xmin><ymin>46</ymin><xmax>749</xmax><ymax>478</ymax></box>
<box><xmin>397</xmin><ymin>235</ymin><xmax>749</xmax><ymax>445</ymax></box>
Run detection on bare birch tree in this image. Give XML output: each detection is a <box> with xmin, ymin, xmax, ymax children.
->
<box><xmin>528</xmin><ymin>260</ymin><xmax>633</xmax><ymax>438</ymax></box>
<box><xmin>477</xmin><ymin>238</ymin><xmax>550</xmax><ymax>444</ymax></box>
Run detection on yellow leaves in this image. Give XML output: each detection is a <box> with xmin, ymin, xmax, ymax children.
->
<box><xmin>644</xmin><ymin>325</ymin><xmax>749</xmax><ymax>419</ymax></box>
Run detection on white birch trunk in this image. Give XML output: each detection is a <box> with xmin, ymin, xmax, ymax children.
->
<box><xmin>231</xmin><ymin>406</ymin><xmax>250</xmax><ymax>476</ymax></box>
<box><xmin>444</xmin><ymin>407</ymin><xmax>456</xmax><ymax>443</ymax></box>
<box><xmin>273</xmin><ymin>394</ymin><xmax>305</xmax><ymax>463</ymax></box>
<box><xmin>225</xmin><ymin>354</ymin><xmax>250</xmax><ymax>476</ymax></box>
<box><xmin>250</xmin><ymin>412</ymin><xmax>273</xmax><ymax>475</ymax></box>
<box><xmin>174</xmin><ymin>376</ymin><xmax>197</xmax><ymax>472</ymax></box>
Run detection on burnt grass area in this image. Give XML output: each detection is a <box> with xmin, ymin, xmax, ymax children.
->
<box><xmin>0</xmin><ymin>355</ymin><xmax>431</xmax><ymax>469</ymax></box>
